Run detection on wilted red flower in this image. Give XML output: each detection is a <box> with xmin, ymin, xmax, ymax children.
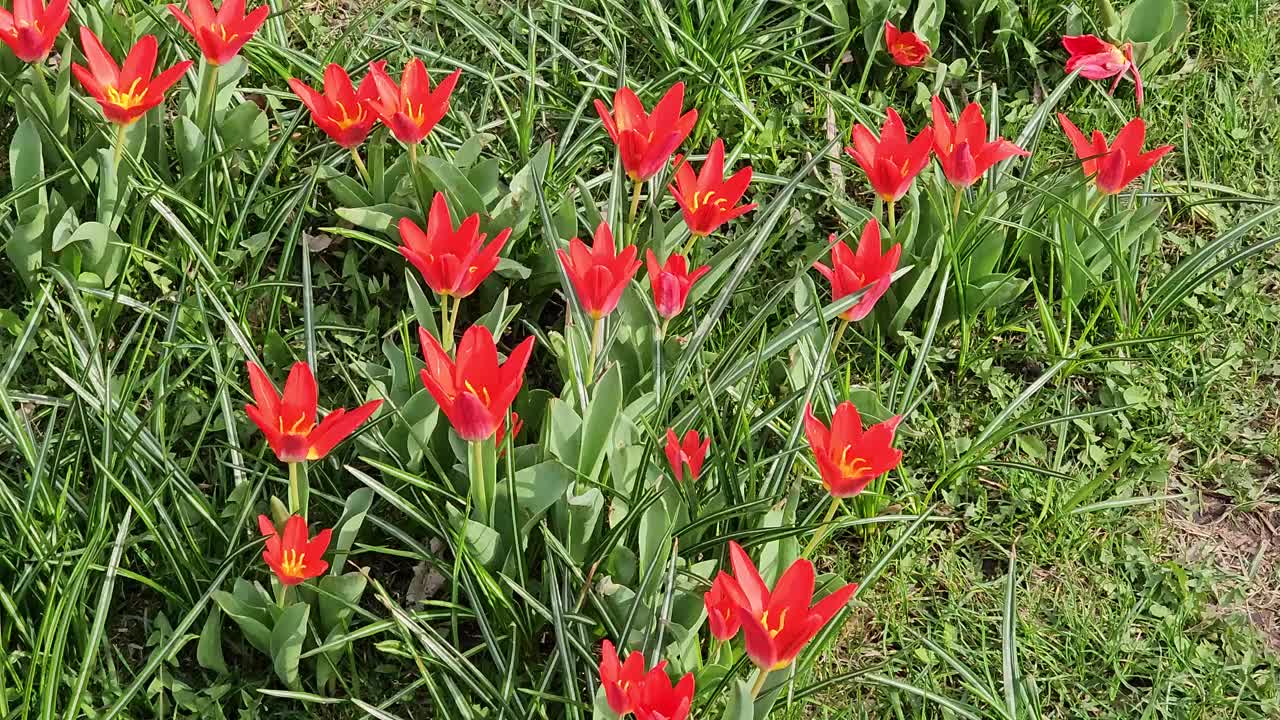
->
<box><xmin>594</xmin><ymin>82</ymin><xmax>697</xmax><ymax>182</ymax></box>
<box><xmin>664</xmin><ymin>428</ymin><xmax>710</xmax><ymax>482</ymax></box>
<box><xmin>704</xmin><ymin>571</ymin><xmax>750</xmax><ymax>641</ymax></box>
<box><xmin>288</xmin><ymin>63</ymin><xmax>380</xmax><ymax>149</ymax></box>
<box><xmin>813</xmin><ymin>220</ymin><xmax>901</xmax><ymax>322</ymax></box>
<box><xmin>645</xmin><ymin>250</ymin><xmax>709</xmax><ymax>320</ymax></box>
<box><xmin>258</xmin><ymin>514</ymin><xmax>331</xmax><ymax>586</ymax></box>
<box><xmin>71</xmin><ymin>29</ymin><xmax>193</xmax><ymax>126</ymax></box>
<box><xmin>0</xmin><ymin>0</ymin><xmax>70</xmax><ymax>63</ymax></box>
<box><xmin>418</xmin><ymin>324</ymin><xmax>535</xmax><ymax>442</ymax></box>
<box><xmin>884</xmin><ymin>21</ymin><xmax>929</xmax><ymax>66</ymax></box>
<box><xmin>399</xmin><ymin>192</ymin><xmax>511</xmax><ymax>299</ymax></box>
<box><xmin>245</xmin><ymin>362</ymin><xmax>382</xmax><ymax>463</ymax></box>
<box><xmin>804</xmin><ymin>401</ymin><xmax>903</xmax><ymax>498</ymax></box>
<box><xmin>727</xmin><ymin>542</ymin><xmax>857</xmax><ymax>671</ymax></box>
<box><xmin>168</xmin><ymin>0</ymin><xmax>268</xmax><ymax>66</ymax></box>
<box><xmin>557</xmin><ymin>222</ymin><xmax>641</xmax><ymax>320</ymax></box>
<box><xmin>495</xmin><ymin>411</ymin><xmax>522</xmax><ymax>452</ymax></box>
<box><xmin>929</xmin><ymin>97</ymin><xmax>1029</xmax><ymax>188</ymax></box>
<box><xmin>1058</xmin><ymin>114</ymin><xmax>1174</xmax><ymax>195</ymax></box>
<box><xmin>364</xmin><ymin>58</ymin><xmax>461</xmax><ymax>145</ymax></box>
<box><xmin>597</xmin><ymin>640</ymin><xmax>694</xmax><ymax>720</ymax></box>
<box><xmin>1062</xmin><ymin>34</ymin><xmax>1144</xmax><ymax>107</ymax></box>
<box><xmin>845</xmin><ymin>108</ymin><xmax>933</xmax><ymax>203</ymax></box>
<box><xmin>668</xmin><ymin>139</ymin><xmax>757</xmax><ymax>237</ymax></box>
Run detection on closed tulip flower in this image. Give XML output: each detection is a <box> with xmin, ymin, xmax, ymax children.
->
<box><xmin>72</xmin><ymin>28</ymin><xmax>194</xmax><ymax>126</ymax></box>
<box><xmin>399</xmin><ymin>192</ymin><xmax>511</xmax><ymax>300</ymax></box>
<box><xmin>557</xmin><ymin>222</ymin><xmax>641</xmax><ymax>321</ymax></box>
<box><xmin>813</xmin><ymin>220</ymin><xmax>901</xmax><ymax>323</ymax></box>
<box><xmin>168</xmin><ymin>0</ymin><xmax>269</xmax><ymax>66</ymax></box>
<box><xmin>664</xmin><ymin>428</ymin><xmax>710</xmax><ymax>482</ymax></box>
<box><xmin>645</xmin><ymin>250</ymin><xmax>709</xmax><ymax>321</ymax></box>
<box><xmin>884</xmin><ymin>21</ymin><xmax>929</xmax><ymax>66</ymax></box>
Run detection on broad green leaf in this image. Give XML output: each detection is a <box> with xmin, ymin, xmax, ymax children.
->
<box><xmin>318</xmin><ymin>572</ymin><xmax>367</xmax><ymax>635</ymax></box>
<box><xmin>196</xmin><ymin>609</ymin><xmax>228</xmax><ymax>675</ymax></box>
<box><xmin>329</xmin><ymin>488</ymin><xmax>373</xmax><ymax>574</ymax></box>
<box><xmin>566</xmin><ymin>487</ymin><xmax>604</xmax><ymax>563</ymax></box>
<box><xmin>270</xmin><ymin>602</ymin><xmax>310</xmax><ymax>689</ymax></box>
<box><xmin>9</xmin><ymin>118</ymin><xmax>44</xmax><ymax>213</ymax></box>
<box><xmin>421</xmin><ymin>156</ymin><xmax>486</xmax><ymax>217</ymax></box>
<box><xmin>212</xmin><ymin>590</ymin><xmax>273</xmax><ymax>654</ymax></box>
<box><xmin>336</xmin><ymin>204</ymin><xmax>416</xmax><ymax>234</ymax></box>
<box><xmin>578</xmin><ymin>366</ymin><xmax>622</xmax><ymax>483</ymax></box>
<box><xmin>1122</xmin><ymin>0</ymin><xmax>1175</xmax><ymax>44</ymax></box>
<box><xmin>721</xmin><ymin>678</ymin><xmax>755</xmax><ymax>720</ymax></box>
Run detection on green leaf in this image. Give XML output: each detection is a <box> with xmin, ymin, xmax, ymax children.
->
<box><xmin>196</xmin><ymin>609</ymin><xmax>228</xmax><ymax>675</ymax></box>
<box><xmin>421</xmin><ymin>156</ymin><xmax>486</xmax><ymax>217</ymax></box>
<box><xmin>1122</xmin><ymin>0</ymin><xmax>1175</xmax><ymax>43</ymax></box>
<box><xmin>219</xmin><ymin>102</ymin><xmax>270</xmax><ymax>150</ymax></box>
<box><xmin>9</xmin><ymin>204</ymin><xmax>47</xmax><ymax>285</ymax></box>
<box><xmin>578</xmin><ymin>366</ymin><xmax>622</xmax><ymax>483</ymax></box>
<box><xmin>270</xmin><ymin>602</ymin><xmax>310</xmax><ymax>689</ymax></box>
<box><xmin>174</xmin><ymin>117</ymin><xmax>205</xmax><ymax>178</ymax></box>
<box><xmin>9</xmin><ymin>118</ymin><xmax>45</xmax><ymax>212</ymax></box>
<box><xmin>212</xmin><ymin>590</ymin><xmax>273</xmax><ymax>654</ymax></box>
<box><xmin>721</xmin><ymin>678</ymin><xmax>756</xmax><ymax>720</ymax></box>
<box><xmin>566</xmin><ymin>487</ymin><xmax>604</xmax><ymax>563</ymax></box>
<box><xmin>494</xmin><ymin>460</ymin><xmax>574</xmax><ymax>532</ymax></box>
<box><xmin>317</xmin><ymin>572</ymin><xmax>367</xmax><ymax>635</ymax></box>
<box><xmin>336</xmin><ymin>204</ymin><xmax>415</xmax><ymax>234</ymax></box>
<box><xmin>823</xmin><ymin>0</ymin><xmax>850</xmax><ymax>32</ymax></box>
<box><xmin>329</xmin><ymin>488</ymin><xmax>373</xmax><ymax>575</ymax></box>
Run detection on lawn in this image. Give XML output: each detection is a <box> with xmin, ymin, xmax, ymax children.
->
<box><xmin>1</xmin><ymin>0</ymin><xmax>1278</xmax><ymax>719</ymax></box>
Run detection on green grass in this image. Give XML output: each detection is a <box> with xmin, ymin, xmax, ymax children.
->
<box><xmin>1</xmin><ymin>0</ymin><xmax>1279</xmax><ymax>718</ymax></box>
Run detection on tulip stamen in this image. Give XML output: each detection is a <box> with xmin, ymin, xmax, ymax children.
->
<box><xmin>105</xmin><ymin>78</ymin><xmax>148</xmax><ymax>110</ymax></box>
<box><xmin>280</xmin><ymin>548</ymin><xmax>307</xmax><ymax>578</ymax></box>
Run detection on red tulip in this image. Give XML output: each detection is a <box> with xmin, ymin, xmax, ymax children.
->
<box><xmin>597</xmin><ymin>640</ymin><xmax>694</xmax><ymax>720</ymax></box>
<box><xmin>884</xmin><ymin>21</ymin><xmax>929</xmax><ymax>66</ymax></box>
<box><xmin>645</xmin><ymin>250</ymin><xmax>709</xmax><ymax>321</ymax></box>
<box><xmin>728</xmin><ymin>542</ymin><xmax>857</xmax><ymax>671</ymax></box>
<box><xmin>258</xmin><ymin>514</ymin><xmax>331</xmax><ymax>585</ymax></box>
<box><xmin>0</xmin><ymin>0</ymin><xmax>69</xmax><ymax>63</ymax></box>
<box><xmin>364</xmin><ymin>58</ymin><xmax>461</xmax><ymax>145</ymax></box>
<box><xmin>668</xmin><ymin>139</ymin><xmax>757</xmax><ymax>237</ymax></box>
<box><xmin>1058</xmin><ymin>114</ymin><xmax>1173</xmax><ymax>195</ymax></box>
<box><xmin>1062</xmin><ymin>34</ymin><xmax>1143</xmax><ymax>107</ymax></box>
<box><xmin>168</xmin><ymin>0</ymin><xmax>268</xmax><ymax>66</ymax></box>
<box><xmin>804</xmin><ymin>402</ymin><xmax>903</xmax><ymax>498</ymax></box>
<box><xmin>287</xmin><ymin>63</ymin><xmax>381</xmax><ymax>149</ymax></box>
<box><xmin>418</xmin><ymin>323</ymin><xmax>535</xmax><ymax>442</ymax></box>
<box><xmin>704</xmin><ymin>571</ymin><xmax>750</xmax><ymax>641</ymax></box>
<box><xmin>929</xmin><ymin>97</ymin><xmax>1029</xmax><ymax>188</ymax></box>
<box><xmin>595</xmin><ymin>82</ymin><xmax>698</xmax><ymax>182</ymax></box>
<box><xmin>845</xmin><ymin>108</ymin><xmax>934</xmax><ymax>204</ymax></box>
<box><xmin>557</xmin><ymin>222</ymin><xmax>641</xmax><ymax>320</ymax></box>
<box><xmin>664</xmin><ymin>428</ymin><xmax>710</xmax><ymax>482</ymax></box>
<box><xmin>399</xmin><ymin>192</ymin><xmax>511</xmax><ymax>300</ymax></box>
<box><xmin>245</xmin><ymin>361</ymin><xmax>383</xmax><ymax>463</ymax></box>
<box><xmin>71</xmin><ymin>29</ymin><xmax>193</xmax><ymax>126</ymax></box>
<box><xmin>495</xmin><ymin>411</ymin><xmax>522</xmax><ymax>453</ymax></box>
<box><xmin>813</xmin><ymin>220</ymin><xmax>901</xmax><ymax>322</ymax></box>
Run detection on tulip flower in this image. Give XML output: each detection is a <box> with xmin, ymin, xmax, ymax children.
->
<box><xmin>72</xmin><ymin>28</ymin><xmax>194</xmax><ymax>126</ymax></box>
<box><xmin>1062</xmin><ymin>34</ymin><xmax>1143</xmax><ymax>107</ymax></box>
<box><xmin>720</xmin><ymin>541</ymin><xmax>857</xmax><ymax>673</ymax></box>
<box><xmin>244</xmin><ymin>361</ymin><xmax>383</xmax><ymax>464</ymax></box>
<box><xmin>813</xmin><ymin>220</ymin><xmax>901</xmax><ymax>323</ymax></box>
<box><xmin>0</xmin><ymin>0</ymin><xmax>70</xmax><ymax>63</ymax></box>
<box><xmin>364</xmin><ymin>58</ymin><xmax>461</xmax><ymax>145</ymax></box>
<box><xmin>597</xmin><ymin>640</ymin><xmax>694</xmax><ymax>720</ymax></box>
<box><xmin>704</xmin><ymin>571</ymin><xmax>750</xmax><ymax>641</ymax></box>
<box><xmin>287</xmin><ymin>63</ymin><xmax>381</xmax><ymax>149</ymax></box>
<box><xmin>884</xmin><ymin>21</ymin><xmax>929</xmax><ymax>66</ymax></box>
<box><xmin>929</xmin><ymin>97</ymin><xmax>1029</xmax><ymax>189</ymax></box>
<box><xmin>664</xmin><ymin>428</ymin><xmax>710</xmax><ymax>482</ymax></box>
<box><xmin>1058</xmin><ymin>114</ymin><xmax>1174</xmax><ymax>195</ymax></box>
<box><xmin>845</xmin><ymin>108</ymin><xmax>933</xmax><ymax>228</ymax></box>
<box><xmin>168</xmin><ymin>0</ymin><xmax>269</xmax><ymax>66</ymax></box>
<box><xmin>258</xmin><ymin>514</ymin><xmax>331</xmax><ymax>586</ymax></box>
<box><xmin>594</xmin><ymin>82</ymin><xmax>697</xmax><ymax>183</ymax></box>
<box><xmin>804</xmin><ymin>402</ymin><xmax>903</xmax><ymax>498</ymax></box>
<box><xmin>417</xmin><ymin>323</ymin><xmax>534</xmax><ymax>442</ymax></box>
<box><xmin>645</xmin><ymin>250</ymin><xmax>709</xmax><ymax>322</ymax></box>
<box><xmin>557</xmin><ymin>222</ymin><xmax>641</xmax><ymax>321</ymax></box>
<box><xmin>399</xmin><ymin>192</ymin><xmax>511</xmax><ymax>301</ymax></box>
<box><xmin>668</xmin><ymin>139</ymin><xmax>757</xmax><ymax>238</ymax></box>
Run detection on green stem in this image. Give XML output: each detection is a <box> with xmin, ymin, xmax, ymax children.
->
<box><xmin>469</xmin><ymin>440</ymin><xmax>489</xmax><ymax>522</ymax></box>
<box><xmin>887</xmin><ymin>200</ymin><xmax>896</xmax><ymax>238</ymax></box>
<box><xmin>276</xmin><ymin>583</ymin><xmax>289</xmax><ymax>608</ymax></box>
<box><xmin>199</xmin><ymin>62</ymin><xmax>220</xmax><ymax>136</ymax></box>
<box><xmin>951</xmin><ymin>186</ymin><xmax>963</xmax><ymax>225</ymax></box>
<box><xmin>628</xmin><ymin>178</ymin><xmax>644</xmax><ymax>228</ymax></box>
<box><xmin>659</xmin><ymin>317</ymin><xmax>671</xmax><ymax>341</ymax></box>
<box><xmin>29</xmin><ymin>62</ymin><xmax>57</xmax><ymax>126</ymax></box>
<box><xmin>801</xmin><ymin>497</ymin><xmax>843</xmax><ymax>559</ymax></box>
<box><xmin>587</xmin><ymin>316</ymin><xmax>604</xmax><ymax>380</ymax></box>
<box><xmin>351</xmin><ymin>147</ymin><xmax>371</xmax><ymax>186</ymax></box>
<box><xmin>111</xmin><ymin>122</ymin><xmax>128</xmax><ymax>172</ymax></box>
<box><xmin>750</xmin><ymin>669</ymin><xmax>771</xmax><ymax>700</ymax></box>
<box><xmin>680</xmin><ymin>232</ymin><xmax>701</xmax><ymax>259</ymax></box>
<box><xmin>287</xmin><ymin>462</ymin><xmax>301</xmax><ymax>517</ymax></box>
<box><xmin>830</xmin><ymin>318</ymin><xmax>849</xmax><ymax>359</ymax></box>
<box><xmin>440</xmin><ymin>294</ymin><xmax>456</xmax><ymax>353</ymax></box>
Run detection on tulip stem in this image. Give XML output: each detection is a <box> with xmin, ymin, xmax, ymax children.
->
<box><xmin>887</xmin><ymin>200</ymin><xmax>897</xmax><ymax>238</ymax></box>
<box><xmin>111</xmin><ymin>122</ymin><xmax>128</xmax><ymax>173</ymax></box>
<box><xmin>276</xmin><ymin>584</ymin><xmax>289</xmax><ymax>608</ymax></box>
<box><xmin>198</xmin><ymin>62</ymin><xmax>220</xmax><ymax>138</ymax></box>
<box><xmin>287</xmin><ymin>462</ymin><xmax>302</xmax><ymax>518</ymax></box>
<box><xmin>350</xmin><ymin>147</ymin><xmax>371</xmax><ymax>186</ymax></box>
<box><xmin>588</xmin><ymin>316</ymin><xmax>604</xmax><ymax>380</ymax></box>
<box><xmin>628</xmin><ymin>179</ymin><xmax>644</xmax><ymax>230</ymax></box>
<box><xmin>951</xmin><ymin>187</ymin><xmax>964</xmax><ymax>225</ymax></box>
<box><xmin>679</xmin><ymin>232</ymin><xmax>700</xmax><ymax>259</ymax></box>
<box><xmin>830</xmin><ymin>318</ymin><xmax>849</xmax><ymax>358</ymax></box>
<box><xmin>468</xmin><ymin>440</ymin><xmax>490</xmax><ymax>524</ymax></box>
<box><xmin>750</xmin><ymin>669</ymin><xmax>771</xmax><ymax>700</ymax></box>
<box><xmin>440</xmin><ymin>294</ymin><xmax>456</xmax><ymax>353</ymax></box>
<box><xmin>801</xmin><ymin>497</ymin><xmax>843</xmax><ymax>559</ymax></box>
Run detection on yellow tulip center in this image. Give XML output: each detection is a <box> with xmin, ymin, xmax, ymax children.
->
<box><xmin>280</xmin><ymin>548</ymin><xmax>307</xmax><ymax>578</ymax></box>
<box><xmin>105</xmin><ymin>78</ymin><xmax>148</xmax><ymax>110</ymax></box>
<box><xmin>760</xmin><ymin>608</ymin><xmax>789</xmax><ymax>639</ymax></box>
<box><xmin>331</xmin><ymin>101</ymin><xmax>366</xmax><ymax>130</ymax></box>
<box><xmin>835</xmin><ymin>446</ymin><xmax>870</xmax><ymax>479</ymax></box>
<box><xmin>464</xmin><ymin>380</ymin><xmax>491</xmax><ymax>405</ymax></box>
<box><xmin>278</xmin><ymin>414</ymin><xmax>315</xmax><ymax>437</ymax></box>
<box><xmin>690</xmin><ymin>190</ymin><xmax>728</xmax><ymax>211</ymax></box>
